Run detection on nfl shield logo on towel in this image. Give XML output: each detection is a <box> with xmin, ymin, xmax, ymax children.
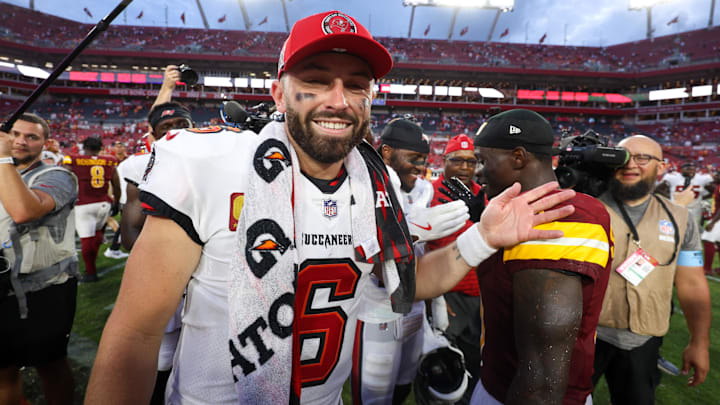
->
<box><xmin>323</xmin><ymin>199</ymin><xmax>338</xmax><ymax>218</ymax></box>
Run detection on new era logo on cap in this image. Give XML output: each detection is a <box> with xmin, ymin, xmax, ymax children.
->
<box><xmin>509</xmin><ymin>125</ymin><xmax>522</xmax><ymax>135</ymax></box>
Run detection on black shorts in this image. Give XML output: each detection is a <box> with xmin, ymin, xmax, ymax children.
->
<box><xmin>0</xmin><ymin>277</ymin><xmax>78</xmax><ymax>368</ymax></box>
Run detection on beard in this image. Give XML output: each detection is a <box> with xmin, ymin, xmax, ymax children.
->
<box><xmin>608</xmin><ymin>176</ymin><xmax>654</xmax><ymax>202</ymax></box>
<box><xmin>285</xmin><ymin>106</ymin><xmax>368</xmax><ymax>164</ymax></box>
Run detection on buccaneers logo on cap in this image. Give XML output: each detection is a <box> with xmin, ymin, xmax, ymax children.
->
<box><xmin>161</xmin><ymin>109</ymin><xmax>175</xmax><ymax>117</ymax></box>
<box><xmin>322</xmin><ymin>12</ymin><xmax>356</xmax><ymax>35</ymax></box>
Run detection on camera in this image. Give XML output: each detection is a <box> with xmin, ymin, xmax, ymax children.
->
<box><xmin>178</xmin><ymin>64</ymin><xmax>198</xmax><ymax>86</ymax></box>
<box><xmin>555</xmin><ymin>130</ymin><xmax>629</xmax><ymax>197</ymax></box>
<box><xmin>220</xmin><ymin>101</ymin><xmax>278</xmax><ymax>133</ymax></box>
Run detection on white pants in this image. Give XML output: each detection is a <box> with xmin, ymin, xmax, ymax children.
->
<box><xmin>74</xmin><ymin>201</ymin><xmax>111</xmax><ymax>238</ymax></box>
<box><xmin>352</xmin><ymin>302</ymin><xmax>425</xmax><ymax>404</ymax></box>
<box><xmin>701</xmin><ymin>220</ymin><xmax>720</xmax><ymax>243</ymax></box>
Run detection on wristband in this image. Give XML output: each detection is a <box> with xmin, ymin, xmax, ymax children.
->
<box><xmin>0</xmin><ymin>157</ymin><xmax>15</xmax><ymax>165</ymax></box>
<box><xmin>456</xmin><ymin>224</ymin><xmax>497</xmax><ymax>267</ymax></box>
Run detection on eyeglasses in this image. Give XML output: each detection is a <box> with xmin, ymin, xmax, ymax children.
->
<box><xmin>446</xmin><ymin>157</ymin><xmax>479</xmax><ymax>167</ymax></box>
<box><xmin>630</xmin><ymin>154</ymin><xmax>661</xmax><ymax>166</ymax></box>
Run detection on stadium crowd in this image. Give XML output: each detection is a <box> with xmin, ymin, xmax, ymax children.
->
<box><xmin>7</xmin><ymin>97</ymin><xmax>719</xmax><ymax>170</ymax></box>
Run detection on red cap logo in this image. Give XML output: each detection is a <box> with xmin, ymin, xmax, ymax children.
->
<box><xmin>322</xmin><ymin>12</ymin><xmax>356</xmax><ymax>35</ymax></box>
<box><xmin>161</xmin><ymin>109</ymin><xmax>175</xmax><ymax>117</ymax></box>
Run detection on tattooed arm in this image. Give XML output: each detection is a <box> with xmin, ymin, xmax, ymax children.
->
<box><xmin>504</xmin><ymin>269</ymin><xmax>583</xmax><ymax>405</ymax></box>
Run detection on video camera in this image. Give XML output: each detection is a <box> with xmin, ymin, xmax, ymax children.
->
<box><xmin>220</xmin><ymin>101</ymin><xmax>279</xmax><ymax>133</ymax></box>
<box><xmin>555</xmin><ymin>130</ymin><xmax>629</xmax><ymax>197</ymax></box>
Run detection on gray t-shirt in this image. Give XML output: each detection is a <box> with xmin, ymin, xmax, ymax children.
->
<box><xmin>597</xmin><ymin>192</ymin><xmax>700</xmax><ymax>349</ymax></box>
<box><xmin>21</xmin><ymin>162</ymin><xmax>78</xmax><ymax>215</ymax></box>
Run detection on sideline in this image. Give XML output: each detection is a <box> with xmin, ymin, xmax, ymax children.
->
<box><xmin>98</xmin><ymin>259</ymin><xmax>127</xmax><ymax>277</ymax></box>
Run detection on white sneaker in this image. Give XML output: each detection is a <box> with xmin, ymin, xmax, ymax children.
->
<box><xmin>104</xmin><ymin>249</ymin><xmax>129</xmax><ymax>259</ymax></box>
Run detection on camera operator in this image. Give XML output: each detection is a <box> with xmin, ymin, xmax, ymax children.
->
<box><xmin>0</xmin><ymin>113</ymin><xmax>79</xmax><ymax>404</ymax></box>
<box><xmin>591</xmin><ymin>135</ymin><xmax>711</xmax><ymax>403</ymax></box>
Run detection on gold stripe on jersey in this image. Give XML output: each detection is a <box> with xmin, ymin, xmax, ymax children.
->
<box><xmin>503</xmin><ymin>221</ymin><xmax>610</xmax><ymax>267</ymax></box>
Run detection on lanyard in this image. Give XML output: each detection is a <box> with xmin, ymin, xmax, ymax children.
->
<box><xmin>612</xmin><ymin>194</ymin><xmax>679</xmax><ymax>266</ymax></box>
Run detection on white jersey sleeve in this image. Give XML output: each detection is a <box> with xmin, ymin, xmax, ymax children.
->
<box><xmin>139</xmin><ymin>126</ymin><xmax>258</xmax><ymax>245</ymax></box>
<box><xmin>118</xmin><ymin>152</ymin><xmax>151</xmax><ymax>187</ymax></box>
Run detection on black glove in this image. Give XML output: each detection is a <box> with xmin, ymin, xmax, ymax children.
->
<box><xmin>438</xmin><ymin>177</ymin><xmax>485</xmax><ymax>222</ymax></box>
<box><xmin>110</xmin><ymin>202</ymin><xmax>120</xmax><ymax>217</ymax></box>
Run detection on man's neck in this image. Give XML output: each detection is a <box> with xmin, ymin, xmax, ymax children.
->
<box><xmin>621</xmin><ymin>193</ymin><xmax>651</xmax><ymax>207</ymax></box>
<box><xmin>15</xmin><ymin>156</ymin><xmax>40</xmax><ymax>172</ymax></box>
<box><xmin>287</xmin><ymin>133</ymin><xmax>344</xmax><ymax>181</ymax></box>
<box><xmin>519</xmin><ymin>167</ymin><xmax>556</xmax><ymax>193</ymax></box>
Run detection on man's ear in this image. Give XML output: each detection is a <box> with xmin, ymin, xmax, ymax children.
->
<box><xmin>271</xmin><ymin>79</ymin><xmax>286</xmax><ymax>113</ymax></box>
<box><xmin>380</xmin><ymin>144</ymin><xmax>393</xmax><ymax>163</ymax></box>
<box><xmin>657</xmin><ymin>159</ymin><xmax>668</xmax><ymax>176</ymax></box>
<box><xmin>510</xmin><ymin>147</ymin><xmax>530</xmax><ymax>169</ymax></box>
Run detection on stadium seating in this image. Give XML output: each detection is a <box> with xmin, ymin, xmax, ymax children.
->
<box><xmin>2</xmin><ymin>3</ymin><xmax>720</xmax><ymax>71</ymax></box>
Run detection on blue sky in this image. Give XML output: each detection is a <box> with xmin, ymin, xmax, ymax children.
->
<box><xmin>4</xmin><ymin>0</ymin><xmax>719</xmax><ymax>46</ymax></box>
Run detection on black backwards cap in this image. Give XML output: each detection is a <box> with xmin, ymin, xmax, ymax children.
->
<box><xmin>474</xmin><ymin>109</ymin><xmax>556</xmax><ymax>155</ymax></box>
<box><xmin>380</xmin><ymin>119</ymin><xmax>430</xmax><ymax>154</ymax></box>
<box><xmin>148</xmin><ymin>103</ymin><xmax>193</xmax><ymax>129</ymax></box>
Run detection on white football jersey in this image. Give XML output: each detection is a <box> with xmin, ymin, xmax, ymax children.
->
<box><xmin>118</xmin><ymin>151</ymin><xmax>151</xmax><ymax>187</ymax></box>
<box><xmin>140</xmin><ymin>124</ymin><xmax>378</xmax><ymax>405</ymax></box>
<box><xmin>140</xmin><ymin>127</ymin><xmax>257</xmax><ymax>404</ymax></box>
<box><xmin>293</xmin><ymin>173</ymin><xmax>374</xmax><ymax>405</ymax></box>
<box><xmin>663</xmin><ymin>171</ymin><xmax>713</xmax><ymax>220</ymax></box>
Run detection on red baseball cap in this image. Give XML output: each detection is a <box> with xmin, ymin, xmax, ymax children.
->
<box><xmin>278</xmin><ymin>11</ymin><xmax>393</xmax><ymax>79</ymax></box>
<box><xmin>444</xmin><ymin>134</ymin><xmax>474</xmax><ymax>155</ymax></box>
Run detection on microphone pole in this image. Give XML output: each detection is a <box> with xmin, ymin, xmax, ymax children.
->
<box><xmin>1</xmin><ymin>0</ymin><xmax>133</xmax><ymax>133</ymax></box>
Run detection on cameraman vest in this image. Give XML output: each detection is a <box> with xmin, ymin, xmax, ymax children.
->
<box><xmin>598</xmin><ymin>195</ymin><xmax>688</xmax><ymax>336</ymax></box>
<box><xmin>0</xmin><ymin>164</ymin><xmax>79</xmax><ymax>319</ymax></box>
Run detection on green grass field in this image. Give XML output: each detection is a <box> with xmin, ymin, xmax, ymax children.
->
<box><xmin>20</xmin><ymin>248</ymin><xmax>720</xmax><ymax>404</ymax></box>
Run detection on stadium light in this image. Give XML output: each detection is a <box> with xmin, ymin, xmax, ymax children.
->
<box><xmin>628</xmin><ymin>0</ymin><xmax>671</xmax><ymax>9</ymax></box>
<box><xmin>17</xmin><ymin>65</ymin><xmax>49</xmax><ymax>79</ymax></box>
<box><xmin>403</xmin><ymin>0</ymin><xmax>514</xmax><ymax>40</ymax></box>
<box><xmin>649</xmin><ymin>88</ymin><xmax>689</xmax><ymax>101</ymax></box>
<box><xmin>691</xmin><ymin>85</ymin><xmax>712</xmax><ymax>97</ymax></box>
<box><xmin>629</xmin><ymin>0</ymin><xmax>681</xmax><ymax>39</ymax></box>
<box><xmin>403</xmin><ymin>0</ymin><xmax>512</xmax><ymax>9</ymax></box>
<box><xmin>479</xmin><ymin>88</ymin><xmax>504</xmax><ymax>99</ymax></box>
<box><xmin>204</xmin><ymin>77</ymin><xmax>232</xmax><ymax>87</ymax></box>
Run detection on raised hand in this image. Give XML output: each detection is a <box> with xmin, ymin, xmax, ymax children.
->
<box><xmin>478</xmin><ymin>181</ymin><xmax>575</xmax><ymax>249</ymax></box>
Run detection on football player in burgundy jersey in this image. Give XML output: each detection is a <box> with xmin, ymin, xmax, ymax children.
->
<box><xmin>86</xmin><ymin>11</ymin><xmax>576</xmax><ymax>405</ymax></box>
<box><xmin>63</xmin><ymin>137</ymin><xmax>120</xmax><ymax>282</ymax></box>
<box><xmin>471</xmin><ymin>109</ymin><xmax>613</xmax><ymax>405</ymax></box>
